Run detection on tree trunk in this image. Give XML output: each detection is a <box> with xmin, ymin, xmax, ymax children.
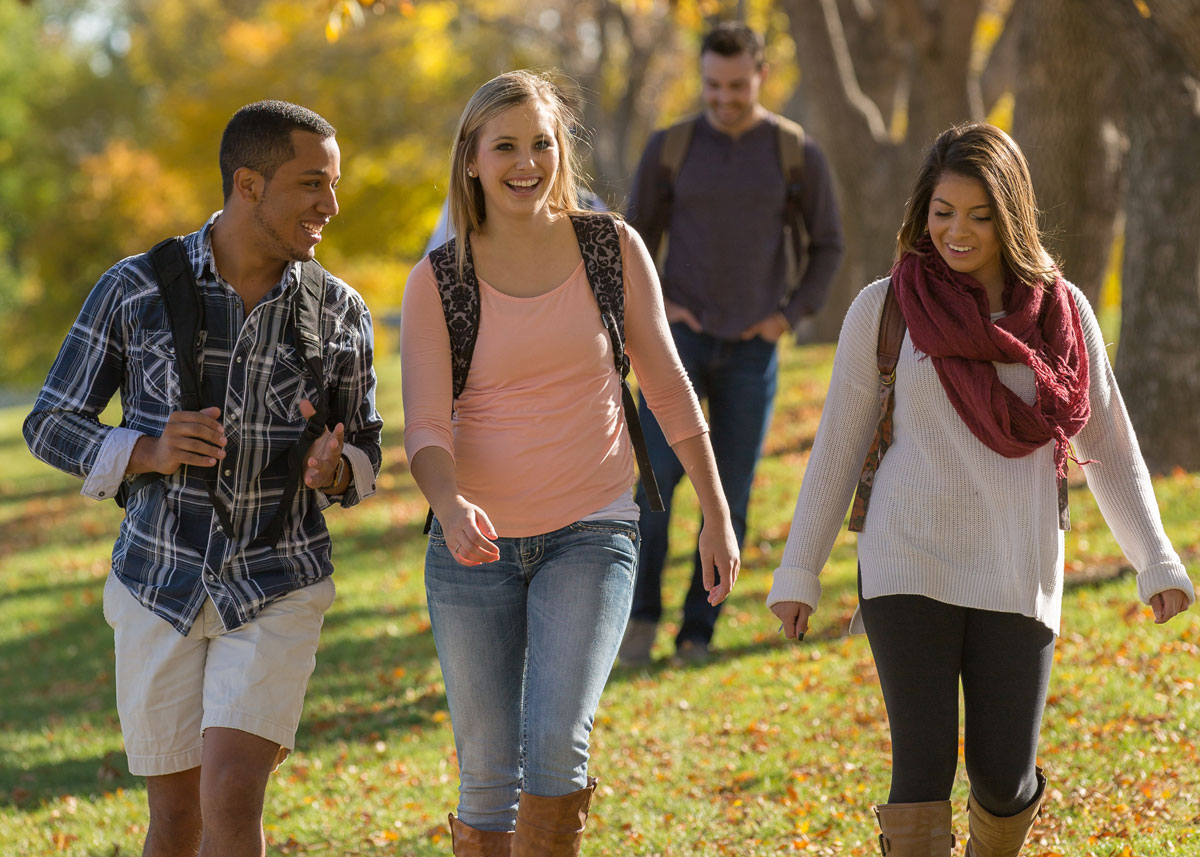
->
<box><xmin>546</xmin><ymin>0</ymin><xmax>684</xmax><ymax>207</ymax></box>
<box><xmin>1099</xmin><ymin>0</ymin><xmax>1200</xmax><ymax>472</ymax></box>
<box><xmin>784</xmin><ymin>0</ymin><xmax>982</xmax><ymax>340</ymax></box>
<box><xmin>1009</xmin><ymin>0</ymin><xmax>1124</xmax><ymax>306</ymax></box>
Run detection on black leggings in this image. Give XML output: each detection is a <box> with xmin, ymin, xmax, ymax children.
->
<box><xmin>858</xmin><ymin>574</ymin><xmax>1055</xmax><ymax>816</ymax></box>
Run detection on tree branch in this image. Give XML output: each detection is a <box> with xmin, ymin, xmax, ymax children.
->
<box><xmin>785</xmin><ymin>0</ymin><xmax>890</xmax><ymax>142</ymax></box>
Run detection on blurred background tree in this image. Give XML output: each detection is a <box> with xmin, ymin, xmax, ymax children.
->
<box><xmin>2</xmin><ymin>0</ymin><xmax>1198</xmax><ymax>469</ymax></box>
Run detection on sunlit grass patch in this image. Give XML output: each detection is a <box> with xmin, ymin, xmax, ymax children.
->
<box><xmin>1</xmin><ymin>345</ymin><xmax>1196</xmax><ymax>856</ymax></box>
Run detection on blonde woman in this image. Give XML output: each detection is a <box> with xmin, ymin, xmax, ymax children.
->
<box><xmin>401</xmin><ymin>71</ymin><xmax>739</xmax><ymax>856</ymax></box>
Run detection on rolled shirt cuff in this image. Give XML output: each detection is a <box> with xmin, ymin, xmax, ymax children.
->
<box><xmin>766</xmin><ymin>566</ymin><xmax>822</xmax><ymax>613</ymax></box>
<box><xmin>314</xmin><ymin>442</ymin><xmax>376</xmax><ymax>510</ymax></box>
<box><xmin>81</xmin><ymin>427</ymin><xmax>144</xmax><ymax>502</ymax></box>
<box><xmin>341</xmin><ymin>442</ymin><xmax>376</xmax><ymax>500</ymax></box>
<box><xmin>1136</xmin><ymin>561</ymin><xmax>1196</xmax><ymax>608</ymax></box>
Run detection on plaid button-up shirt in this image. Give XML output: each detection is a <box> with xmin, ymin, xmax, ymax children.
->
<box><xmin>24</xmin><ymin>215</ymin><xmax>383</xmax><ymax>635</ymax></box>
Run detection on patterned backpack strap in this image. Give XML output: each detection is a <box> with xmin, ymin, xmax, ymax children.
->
<box><xmin>571</xmin><ymin>213</ymin><xmax>665</xmax><ymax>512</ymax></box>
<box><xmin>849</xmin><ymin>282</ymin><xmax>906</xmax><ymax>533</ymax></box>
<box><xmin>571</xmin><ymin>214</ymin><xmax>627</xmax><ymax>377</ymax></box>
<box><xmin>428</xmin><ymin>237</ymin><xmax>480</xmax><ymax>400</ymax></box>
<box><xmin>423</xmin><ymin>237</ymin><xmax>478</xmax><ymax>535</ymax></box>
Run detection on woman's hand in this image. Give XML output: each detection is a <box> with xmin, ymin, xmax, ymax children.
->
<box><xmin>698</xmin><ymin>517</ymin><xmax>740</xmax><ymax>605</ymax></box>
<box><xmin>770</xmin><ymin>601</ymin><xmax>814</xmax><ymax>641</ymax></box>
<box><xmin>409</xmin><ymin>447</ymin><xmax>500</xmax><ymax>565</ymax></box>
<box><xmin>1150</xmin><ymin>588</ymin><xmax>1191</xmax><ymax>624</ymax></box>
<box><xmin>439</xmin><ymin>497</ymin><xmax>500</xmax><ymax>565</ymax></box>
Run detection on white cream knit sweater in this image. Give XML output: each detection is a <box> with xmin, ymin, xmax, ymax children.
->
<box><xmin>767</xmin><ymin>277</ymin><xmax>1196</xmax><ymax>634</ymax></box>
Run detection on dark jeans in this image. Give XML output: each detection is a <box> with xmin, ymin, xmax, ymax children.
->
<box><xmin>858</xmin><ymin>572</ymin><xmax>1055</xmax><ymax>816</ymax></box>
<box><xmin>631</xmin><ymin>324</ymin><xmax>778</xmax><ymax>646</ymax></box>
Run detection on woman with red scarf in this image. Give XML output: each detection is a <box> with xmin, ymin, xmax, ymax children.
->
<box><xmin>767</xmin><ymin>123</ymin><xmax>1194</xmax><ymax>856</ymax></box>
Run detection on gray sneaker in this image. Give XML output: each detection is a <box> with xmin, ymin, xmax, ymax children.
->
<box><xmin>617</xmin><ymin>619</ymin><xmax>657</xmax><ymax>667</ymax></box>
<box><xmin>674</xmin><ymin>639</ymin><xmax>712</xmax><ymax>665</ymax></box>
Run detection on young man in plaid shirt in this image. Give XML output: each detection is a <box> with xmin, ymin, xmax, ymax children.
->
<box><xmin>24</xmin><ymin>100</ymin><xmax>382</xmax><ymax>856</ymax></box>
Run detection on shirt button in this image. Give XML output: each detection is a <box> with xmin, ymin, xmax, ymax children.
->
<box><xmin>98</xmin><ymin>491</ymin><xmax>106</xmax><ymax>497</ymax></box>
<box><xmin>223</xmin><ymin>469</ymin><xmax>232</xmax><ymax>477</ymax></box>
<box><xmin>235</xmin><ymin>356</ymin><xmax>243</xmax><ymax>364</ymax></box>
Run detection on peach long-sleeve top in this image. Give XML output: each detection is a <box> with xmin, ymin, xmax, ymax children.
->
<box><xmin>402</xmin><ymin>218</ymin><xmax>706</xmax><ymax>537</ymax></box>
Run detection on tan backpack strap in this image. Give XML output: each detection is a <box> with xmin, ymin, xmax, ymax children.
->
<box><xmin>776</xmin><ymin>115</ymin><xmax>808</xmax><ymax>296</ymax></box>
<box><xmin>642</xmin><ymin>116</ymin><xmax>699</xmax><ymax>267</ymax></box>
<box><xmin>849</xmin><ymin>283</ymin><xmax>906</xmax><ymax>533</ymax></box>
<box><xmin>775</xmin><ymin>114</ymin><xmax>806</xmax><ymax>179</ymax></box>
<box><xmin>659</xmin><ymin>116</ymin><xmax>698</xmax><ymax>185</ymax></box>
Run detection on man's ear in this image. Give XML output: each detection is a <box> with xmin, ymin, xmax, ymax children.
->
<box><xmin>231</xmin><ymin>166</ymin><xmax>264</xmax><ymax>204</ymax></box>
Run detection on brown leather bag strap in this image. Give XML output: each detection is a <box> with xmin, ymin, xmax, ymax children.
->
<box><xmin>849</xmin><ymin>283</ymin><xmax>906</xmax><ymax>533</ymax></box>
<box><xmin>876</xmin><ymin>281</ymin><xmax>905</xmax><ymax>381</ymax></box>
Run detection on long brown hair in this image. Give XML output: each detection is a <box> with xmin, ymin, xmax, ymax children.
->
<box><xmin>447</xmin><ymin>70</ymin><xmax>590</xmax><ymax>273</ymax></box>
<box><xmin>895</xmin><ymin>122</ymin><xmax>1058</xmax><ymax>287</ymax></box>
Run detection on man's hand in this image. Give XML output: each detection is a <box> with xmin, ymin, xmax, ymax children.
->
<box><xmin>740</xmin><ymin>311</ymin><xmax>790</xmax><ymax>343</ymax></box>
<box><xmin>664</xmin><ymin>299</ymin><xmax>703</xmax><ymax>333</ymax></box>
<box><xmin>128</xmin><ymin>406</ymin><xmax>225</xmax><ymax>475</ymax></box>
<box><xmin>299</xmin><ymin>398</ymin><xmax>346</xmax><ymax>490</ymax></box>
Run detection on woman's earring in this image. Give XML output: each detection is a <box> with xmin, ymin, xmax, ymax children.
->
<box><xmin>467</xmin><ymin>168</ymin><xmax>476</xmax><ymax>178</ymax></box>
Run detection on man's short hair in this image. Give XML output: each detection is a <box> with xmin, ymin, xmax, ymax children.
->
<box><xmin>219</xmin><ymin>100</ymin><xmax>336</xmax><ymax>201</ymax></box>
<box><xmin>701</xmin><ymin>21</ymin><xmax>765</xmax><ymax>68</ymax></box>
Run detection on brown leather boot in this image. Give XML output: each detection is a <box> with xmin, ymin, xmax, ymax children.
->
<box><xmin>448</xmin><ymin>812</ymin><xmax>514</xmax><ymax>857</ymax></box>
<box><xmin>511</xmin><ymin>777</ymin><xmax>596</xmax><ymax>857</ymax></box>
<box><xmin>964</xmin><ymin>768</ymin><xmax>1047</xmax><ymax>857</ymax></box>
<box><xmin>874</xmin><ymin>800</ymin><xmax>955</xmax><ymax>856</ymax></box>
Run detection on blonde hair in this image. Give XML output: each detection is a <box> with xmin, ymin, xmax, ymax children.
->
<box><xmin>447</xmin><ymin>70</ymin><xmax>589</xmax><ymax>273</ymax></box>
<box><xmin>895</xmin><ymin>122</ymin><xmax>1058</xmax><ymax>287</ymax></box>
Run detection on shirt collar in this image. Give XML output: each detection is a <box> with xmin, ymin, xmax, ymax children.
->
<box><xmin>695</xmin><ymin>111</ymin><xmax>773</xmax><ymax>143</ymax></box>
<box><xmin>198</xmin><ymin>211</ymin><xmax>301</xmax><ymax>299</ymax></box>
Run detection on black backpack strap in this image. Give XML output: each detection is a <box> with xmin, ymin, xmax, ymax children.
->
<box><xmin>571</xmin><ymin>214</ymin><xmax>664</xmax><ymax>512</ymax></box>
<box><xmin>254</xmin><ymin>261</ymin><xmax>331</xmax><ymax>549</ymax></box>
<box><xmin>119</xmin><ymin>240</ymin><xmax>205</xmax><ymax>508</ymax></box>
<box><xmin>120</xmin><ymin>238</ymin><xmax>236</xmax><ymax>535</ymax></box>
<box><xmin>150</xmin><ymin>237</ymin><xmax>205</xmax><ymax>412</ymax></box>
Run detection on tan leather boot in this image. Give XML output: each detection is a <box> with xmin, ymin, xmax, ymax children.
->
<box><xmin>964</xmin><ymin>768</ymin><xmax>1047</xmax><ymax>857</ymax></box>
<box><xmin>874</xmin><ymin>800</ymin><xmax>955</xmax><ymax>856</ymax></box>
<box><xmin>448</xmin><ymin>812</ymin><xmax>514</xmax><ymax>857</ymax></box>
<box><xmin>511</xmin><ymin>777</ymin><xmax>596</xmax><ymax>857</ymax></box>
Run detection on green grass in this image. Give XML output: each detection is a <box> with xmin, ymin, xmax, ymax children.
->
<box><xmin>2</xmin><ymin>341</ymin><xmax>1198</xmax><ymax>856</ymax></box>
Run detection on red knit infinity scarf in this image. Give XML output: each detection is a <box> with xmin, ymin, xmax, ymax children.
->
<box><xmin>890</xmin><ymin>236</ymin><xmax>1090</xmax><ymax>476</ymax></box>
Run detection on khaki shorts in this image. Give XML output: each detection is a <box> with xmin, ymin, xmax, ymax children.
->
<box><xmin>102</xmin><ymin>573</ymin><xmax>336</xmax><ymax>777</ymax></box>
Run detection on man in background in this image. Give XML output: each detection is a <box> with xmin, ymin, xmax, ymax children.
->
<box><xmin>621</xmin><ymin>22</ymin><xmax>844</xmax><ymax>665</ymax></box>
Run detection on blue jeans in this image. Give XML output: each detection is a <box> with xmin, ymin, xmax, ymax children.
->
<box><xmin>632</xmin><ymin>324</ymin><xmax>778</xmax><ymax>646</ymax></box>
<box><xmin>424</xmin><ymin>518</ymin><xmax>638</xmax><ymax>831</ymax></box>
